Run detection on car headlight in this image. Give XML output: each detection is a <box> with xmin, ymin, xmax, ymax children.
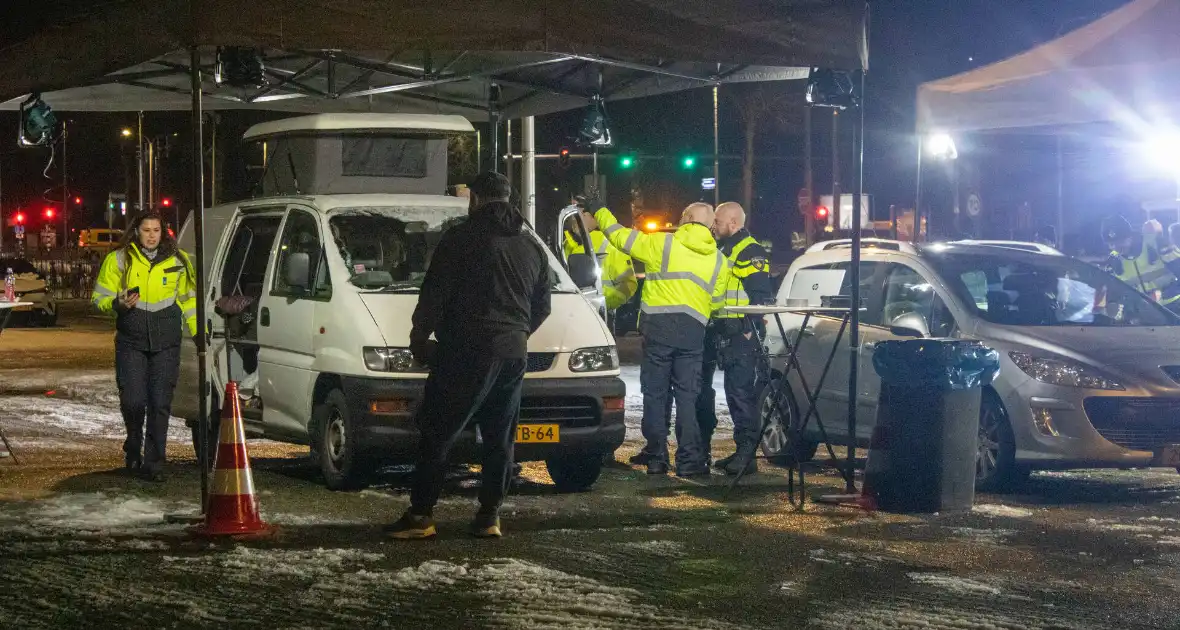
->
<box><xmin>1009</xmin><ymin>351</ymin><xmax>1124</xmax><ymax>391</ymax></box>
<box><xmin>569</xmin><ymin>346</ymin><xmax>619</xmax><ymax>373</ymax></box>
<box><xmin>363</xmin><ymin>347</ymin><xmax>425</xmax><ymax>373</ymax></box>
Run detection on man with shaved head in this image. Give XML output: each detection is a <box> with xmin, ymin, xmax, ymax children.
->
<box><xmin>700</xmin><ymin>201</ymin><xmax>774</xmax><ymax>475</ymax></box>
<box><xmin>580</xmin><ymin>194</ymin><xmax>730</xmax><ymax>477</ymax></box>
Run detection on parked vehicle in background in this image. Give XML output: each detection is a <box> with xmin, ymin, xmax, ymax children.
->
<box><xmin>77</xmin><ymin>229</ymin><xmax>123</xmax><ymax>254</ymax></box>
<box><xmin>0</xmin><ymin>257</ymin><xmax>57</xmax><ymax>326</ymax></box>
<box><xmin>763</xmin><ymin>239</ymin><xmax>1180</xmax><ymax>491</ymax></box>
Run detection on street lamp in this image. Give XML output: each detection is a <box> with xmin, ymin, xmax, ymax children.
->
<box><xmin>926</xmin><ymin>132</ymin><xmax>959</xmax><ymax>161</ymax></box>
<box><xmin>121</xmin><ymin>128</ymin><xmax>133</xmax><ymax>138</ymax></box>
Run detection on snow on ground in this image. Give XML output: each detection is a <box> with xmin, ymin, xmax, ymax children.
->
<box><xmin>906</xmin><ymin>572</ymin><xmax>1003</xmax><ymax>596</ymax></box>
<box><xmin>971</xmin><ymin>503</ymin><xmax>1035</xmax><ymax>518</ymax></box>
<box><xmin>0</xmin><ymin>491</ymin><xmax>193</xmax><ymax>534</ymax></box>
<box><xmin>619</xmin><ymin>365</ymin><xmax>731</xmax><ymax>441</ymax></box>
<box><xmin>945</xmin><ymin>527</ymin><xmax>1017</xmax><ymax>544</ymax></box>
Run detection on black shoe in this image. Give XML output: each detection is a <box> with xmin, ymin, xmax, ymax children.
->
<box><xmin>722</xmin><ymin>455</ymin><xmax>758</xmax><ymax>476</ymax></box>
<box><xmin>139</xmin><ymin>469</ymin><xmax>165</xmax><ymax>483</ymax></box>
<box><xmin>713</xmin><ymin>454</ymin><xmax>736</xmax><ymax>470</ymax></box>
<box><xmin>471</xmin><ymin>511</ymin><xmax>502</xmax><ymax>538</ymax></box>
<box><xmin>385</xmin><ymin>511</ymin><xmax>437</xmax><ymax>540</ymax></box>
<box><xmin>676</xmin><ymin>466</ymin><xmax>711</xmax><ymax>479</ymax></box>
<box><xmin>124</xmin><ymin>455</ymin><xmax>142</xmax><ymax>473</ymax></box>
<box><xmin>646</xmin><ymin>461</ymin><xmax>669</xmax><ymax>475</ymax></box>
<box><xmin>628</xmin><ymin>452</ymin><xmax>652</xmax><ymax>466</ymax></box>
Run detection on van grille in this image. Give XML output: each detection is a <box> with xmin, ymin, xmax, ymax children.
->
<box><xmin>526</xmin><ymin>353</ymin><xmax>556</xmax><ymax>373</ymax></box>
<box><xmin>1084</xmin><ymin>397</ymin><xmax>1180</xmax><ymax>451</ymax></box>
<box><xmin>520</xmin><ymin>396</ymin><xmax>598</xmax><ymax>427</ymax></box>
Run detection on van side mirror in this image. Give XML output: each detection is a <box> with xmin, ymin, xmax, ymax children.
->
<box><xmin>890</xmin><ymin>312</ymin><xmax>930</xmax><ymax>338</ymax></box>
<box><xmin>284</xmin><ymin>252</ymin><xmax>311</xmax><ymax>291</ymax></box>
<box><xmin>567</xmin><ymin>253</ymin><xmax>598</xmax><ymax>289</ymax></box>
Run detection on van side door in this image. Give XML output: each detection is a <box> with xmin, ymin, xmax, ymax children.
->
<box><xmin>256</xmin><ymin>205</ymin><xmax>331</xmax><ymax>438</ymax></box>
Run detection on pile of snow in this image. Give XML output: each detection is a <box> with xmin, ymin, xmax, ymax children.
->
<box><xmin>945</xmin><ymin>527</ymin><xmax>1016</xmax><ymax>544</ymax></box>
<box><xmin>971</xmin><ymin>503</ymin><xmax>1034</xmax><ymax>518</ymax></box>
<box><xmin>906</xmin><ymin>572</ymin><xmax>1002</xmax><ymax>596</ymax></box>
<box><xmin>616</xmin><ymin>539</ymin><xmax>687</xmax><ymax>558</ymax></box>
<box><xmin>0</xmin><ymin>492</ymin><xmax>190</xmax><ymax>534</ymax></box>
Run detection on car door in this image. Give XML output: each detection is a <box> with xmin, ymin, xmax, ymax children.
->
<box><xmin>859</xmin><ymin>262</ymin><xmax>958</xmax><ymax>429</ymax></box>
<box><xmin>554</xmin><ymin>204</ymin><xmax>605</xmax><ymax>316</ymax></box>
<box><xmin>256</xmin><ymin>205</ymin><xmax>331</xmax><ymax>437</ymax></box>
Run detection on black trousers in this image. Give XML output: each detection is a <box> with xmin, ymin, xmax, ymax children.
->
<box><xmin>697</xmin><ymin>331</ymin><xmax>762</xmax><ymax>452</ymax></box>
<box><xmin>410</xmin><ymin>356</ymin><xmax>526</xmax><ymax>515</ymax></box>
<box><xmin>115</xmin><ymin>344</ymin><xmax>180</xmax><ymax>473</ymax></box>
<box><xmin>640</xmin><ymin>339</ymin><xmax>706</xmax><ymax>471</ymax></box>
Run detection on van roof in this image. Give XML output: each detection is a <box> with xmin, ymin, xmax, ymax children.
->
<box><xmin>237</xmin><ymin>193</ymin><xmax>469</xmax><ymax>215</ymax></box>
<box><xmin>243</xmin><ymin>114</ymin><xmax>476</xmax><ymax>140</ymax></box>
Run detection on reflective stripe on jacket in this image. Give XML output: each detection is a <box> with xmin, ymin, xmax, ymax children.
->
<box><xmin>565</xmin><ymin>230</ymin><xmax>638</xmax><ymax>311</ymax></box>
<box><xmin>593</xmin><ymin>207</ymin><xmax>729</xmax><ymax>326</ymax></box>
<box><xmin>92</xmin><ymin>243</ymin><xmax>198</xmax><ymax>350</ymax></box>
<box><xmin>714</xmin><ymin>233</ymin><xmax>768</xmax><ymax>319</ymax></box>
<box><xmin>1111</xmin><ymin>234</ymin><xmax>1180</xmax><ymax>305</ymax></box>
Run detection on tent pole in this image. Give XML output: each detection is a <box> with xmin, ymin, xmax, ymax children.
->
<box><xmin>505</xmin><ymin>119</ymin><xmax>514</xmax><ymax>184</ymax></box>
<box><xmin>137</xmin><ymin>112</ymin><xmax>145</xmax><ymax>213</ymax></box>
<box><xmin>489</xmin><ymin>82</ymin><xmax>501</xmax><ymax>174</ymax></box>
<box><xmin>190</xmin><ymin>47</ymin><xmax>210</xmax><ymax>510</ymax></box>
<box><xmin>846</xmin><ymin>69</ymin><xmax>866</xmax><ymax>494</ymax></box>
<box><xmin>804</xmin><ymin>104</ymin><xmax>814</xmax><ymax>243</ymax></box>
<box><xmin>913</xmin><ymin>136</ymin><xmax>923</xmax><ymax>243</ymax></box>
<box><xmin>1056</xmin><ymin>135</ymin><xmax>1064</xmax><ymax>248</ymax></box>
<box><xmin>713</xmin><ymin>84</ymin><xmax>720</xmax><ymax>207</ymax></box>
<box><xmin>832</xmin><ymin>111</ymin><xmax>840</xmax><ymax>231</ymax></box>
<box><xmin>523</xmin><ymin>116</ymin><xmax>536</xmax><ymax>225</ymax></box>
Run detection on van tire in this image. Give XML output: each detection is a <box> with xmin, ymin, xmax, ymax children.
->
<box><xmin>759</xmin><ymin>377</ymin><xmax>819</xmax><ymax>466</ymax></box>
<box><xmin>546</xmin><ymin>454</ymin><xmax>602</xmax><ymax>493</ymax></box>
<box><xmin>312</xmin><ymin>389</ymin><xmax>374</xmax><ymax>491</ymax></box>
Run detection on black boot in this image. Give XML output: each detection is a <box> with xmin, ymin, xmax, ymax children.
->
<box><xmin>722</xmin><ymin>449</ymin><xmax>758</xmax><ymax>476</ymax></box>
<box><xmin>124</xmin><ymin>454</ymin><xmax>142</xmax><ymax>474</ymax></box>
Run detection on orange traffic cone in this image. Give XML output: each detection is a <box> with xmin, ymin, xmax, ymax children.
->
<box><xmin>192</xmin><ymin>381</ymin><xmax>273</xmax><ymax>539</ymax></box>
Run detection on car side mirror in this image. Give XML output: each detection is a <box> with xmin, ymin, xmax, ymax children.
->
<box><xmin>284</xmin><ymin>252</ymin><xmax>311</xmax><ymax>291</ymax></box>
<box><xmin>567</xmin><ymin>252</ymin><xmax>598</xmax><ymax>289</ymax></box>
<box><xmin>890</xmin><ymin>312</ymin><xmax>930</xmax><ymax>338</ymax></box>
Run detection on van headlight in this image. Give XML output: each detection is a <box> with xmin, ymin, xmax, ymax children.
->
<box><xmin>569</xmin><ymin>346</ymin><xmax>619</xmax><ymax>372</ymax></box>
<box><xmin>363</xmin><ymin>347</ymin><xmax>425</xmax><ymax>373</ymax></box>
<box><xmin>1009</xmin><ymin>351</ymin><xmax>1124</xmax><ymax>390</ymax></box>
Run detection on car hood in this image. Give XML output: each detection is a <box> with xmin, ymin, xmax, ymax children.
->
<box><xmin>979</xmin><ymin>324</ymin><xmax>1180</xmax><ymax>386</ymax></box>
<box><xmin>357</xmin><ymin>292</ymin><xmax>612</xmax><ymax>352</ymax></box>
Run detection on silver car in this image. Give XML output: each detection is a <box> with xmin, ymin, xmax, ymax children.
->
<box><xmin>762</xmin><ymin>240</ymin><xmax>1180</xmax><ymax>491</ymax></box>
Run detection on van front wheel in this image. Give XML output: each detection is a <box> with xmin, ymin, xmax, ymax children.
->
<box><xmin>312</xmin><ymin>389</ymin><xmax>374</xmax><ymax>491</ymax></box>
<box><xmin>546</xmin><ymin>454</ymin><xmax>603</xmax><ymax>493</ymax></box>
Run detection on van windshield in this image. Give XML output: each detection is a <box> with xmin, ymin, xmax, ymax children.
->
<box><xmin>329</xmin><ymin>208</ymin><xmax>577</xmax><ymax>293</ymax></box>
<box><xmin>926</xmin><ymin>251</ymin><xmax>1180</xmax><ymax>327</ymax></box>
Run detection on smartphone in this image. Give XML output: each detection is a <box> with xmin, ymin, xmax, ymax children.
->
<box><xmin>127</xmin><ymin>286</ymin><xmax>140</xmax><ymax>296</ymax></box>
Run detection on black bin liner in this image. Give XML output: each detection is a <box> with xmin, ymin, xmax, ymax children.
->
<box><xmin>865</xmin><ymin>340</ymin><xmax>1000</xmax><ymax>513</ymax></box>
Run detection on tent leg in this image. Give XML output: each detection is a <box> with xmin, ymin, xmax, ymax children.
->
<box><xmin>522</xmin><ymin>116</ymin><xmax>536</xmax><ymax>226</ymax></box>
<box><xmin>1056</xmin><ymin>135</ymin><xmax>1064</xmax><ymax>249</ymax></box>
<box><xmin>846</xmin><ymin>69</ymin><xmax>866</xmax><ymax>495</ymax></box>
<box><xmin>914</xmin><ymin>136</ymin><xmax>923</xmax><ymax>243</ymax></box>
<box><xmin>713</xmin><ymin>85</ymin><xmax>720</xmax><ymax>207</ymax></box>
<box><xmin>190</xmin><ymin>47</ymin><xmax>210</xmax><ymax>512</ymax></box>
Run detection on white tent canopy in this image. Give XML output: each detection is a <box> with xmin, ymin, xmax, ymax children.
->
<box><xmin>917</xmin><ymin>0</ymin><xmax>1180</xmax><ymax>134</ymax></box>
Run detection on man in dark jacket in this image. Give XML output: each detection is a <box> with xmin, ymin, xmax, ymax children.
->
<box><xmin>388</xmin><ymin>172</ymin><xmax>552</xmax><ymax>540</ymax></box>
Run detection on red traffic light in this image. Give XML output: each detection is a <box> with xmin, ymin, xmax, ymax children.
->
<box><xmin>161</xmin><ymin>198</ymin><xmax>172</xmax><ymax>207</ymax></box>
<box><xmin>14</xmin><ymin>212</ymin><xmax>24</xmax><ymax>224</ymax></box>
<box><xmin>558</xmin><ymin>147</ymin><xmax>571</xmax><ymax>168</ymax></box>
<box><xmin>73</xmin><ymin>196</ymin><xmax>82</xmax><ymax>205</ymax></box>
<box><xmin>44</xmin><ymin>207</ymin><xmax>55</xmax><ymax>219</ymax></box>
<box><xmin>815</xmin><ymin>205</ymin><xmax>830</xmax><ymax>220</ymax></box>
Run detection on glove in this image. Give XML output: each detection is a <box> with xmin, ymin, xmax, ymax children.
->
<box><xmin>410</xmin><ymin>336</ymin><xmax>437</xmax><ymax>367</ymax></box>
<box><xmin>575</xmin><ymin>189</ymin><xmax>604</xmax><ymax>214</ymax></box>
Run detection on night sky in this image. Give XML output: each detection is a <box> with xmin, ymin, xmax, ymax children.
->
<box><xmin>0</xmin><ymin>0</ymin><xmax>1134</xmax><ymax>250</ymax></box>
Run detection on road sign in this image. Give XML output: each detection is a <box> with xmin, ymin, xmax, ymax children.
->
<box><xmin>701</xmin><ymin>177</ymin><xmax>716</xmax><ymax>190</ymax></box>
<box><xmin>13</xmin><ymin>225</ymin><xmax>24</xmax><ymax>236</ymax></box>
<box><xmin>797</xmin><ymin>188</ymin><xmax>812</xmax><ymax>213</ymax></box>
<box><xmin>966</xmin><ymin>193</ymin><xmax>982</xmax><ymax>218</ymax></box>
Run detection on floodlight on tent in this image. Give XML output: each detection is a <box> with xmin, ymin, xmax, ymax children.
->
<box><xmin>577</xmin><ymin>95</ymin><xmax>613</xmax><ymax>148</ymax></box>
<box><xmin>1139</xmin><ymin>130</ymin><xmax>1180</xmax><ymax>177</ymax></box>
<box><xmin>805</xmin><ymin>68</ymin><xmax>858</xmax><ymax>110</ymax></box>
<box><xmin>926</xmin><ymin>133</ymin><xmax>958</xmax><ymax>160</ymax></box>
<box><xmin>17</xmin><ymin>94</ymin><xmax>58</xmax><ymax>147</ymax></box>
<box><xmin>214</xmin><ymin>47</ymin><xmax>266</xmax><ymax>89</ymax></box>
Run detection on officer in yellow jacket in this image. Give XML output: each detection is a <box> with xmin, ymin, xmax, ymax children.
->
<box><xmin>1103</xmin><ymin>215</ymin><xmax>1180</xmax><ymax>313</ymax></box>
<box><xmin>563</xmin><ymin>208</ymin><xmax>637</xmax><ymax>311</ymax></box>
<box><xmin>91</xmin><ymin>212</ymin><xmax>198</xmax><ymax>481</ymax></box>
<box><xmin>587</xmin><ymin>197</ymin><xmax>730</xmax><ymax>477</ymax></box>
<box><xmin>698</xmin><ymin>202</ymin><xmax>774</xmax><ymax>475</ymax></box>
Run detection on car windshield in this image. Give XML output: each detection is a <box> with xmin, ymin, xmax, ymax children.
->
<box><xmin>329</xmin><ymin>208</ymin><xmax>577</xmax><ymax>293</ymax></box>
<box><xmin>926</xmin><ymin>251</ymin><xmax>1179</xmax><ymax>327</ymax></box>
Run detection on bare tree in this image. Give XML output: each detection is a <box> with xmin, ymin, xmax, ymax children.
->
<box><xmin>727</xmin><ymin>85</ymin><xmax>803</xmax><ymax>226</ymax></box>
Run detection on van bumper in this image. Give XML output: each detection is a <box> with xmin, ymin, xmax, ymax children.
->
<box><xmin>338</xmin><ymin>375</ymin><xmax>627</xmax><ymax>463</ymax></box>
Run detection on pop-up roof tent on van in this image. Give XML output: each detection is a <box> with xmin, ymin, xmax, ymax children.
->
<box><xmin>244</xmin><ymin>113</ymin><xmax>474</xmax><ymax>197</ymax></box>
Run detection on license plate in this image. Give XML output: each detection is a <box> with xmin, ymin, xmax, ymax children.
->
<box><xmin>515</xmin><ymin>424</ymin><xmax>559</xmax><ymax>443</ymax></box>
<box><xmin>1157</xmin><ymin>445</ymin><xmax>1180</xmax><ymax>467</ymax></box>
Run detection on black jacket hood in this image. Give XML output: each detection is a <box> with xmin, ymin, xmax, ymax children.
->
<box><xmin>473</xmin><ymin>200</ymin><xmax>525</xmax><ymax>235</ymax></box>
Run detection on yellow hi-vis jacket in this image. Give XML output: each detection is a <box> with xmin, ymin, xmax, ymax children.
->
<box><xmin>564</xmin><ymin>229</ymin><xmax>637</xmax><ymax>310</ymax></box>
<box><xmin>1109</xmin><ymin>233</ymin><xmax>1180</xmax><ymax>307</ymax></box>
<box><xmin>593</xmin><ymin>206</ymin><xmax>729</xmax><ymax>326</ymax></box>
<box><xmin>92</xmin><ymin>243</ymin><xmax>198</xmax><ymax>350</ymax></box>
<box><xmin>714</xmin><ymin>232</ymin><xmax>770</xmax><ymax>319</ymax></box>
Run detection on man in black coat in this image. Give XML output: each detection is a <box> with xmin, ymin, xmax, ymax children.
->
<box><xmin>388</xmin><ymin>172</ymin><xmax>552</xmax><ymax>540</ymax></box>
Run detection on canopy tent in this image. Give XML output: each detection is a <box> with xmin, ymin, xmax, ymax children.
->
<box><xmin>0</xmin><ymin>0</ymin><xmax>867</xmax><ymax>118</ymax></box>
<box><xmin>917</xmin><ymin>0</ymin><xmax>1180</xmax><ymax>133</ymax></box>
<box><xmin>0</xmin><ymin>0</ymin><xmax>871</xmax><ymax>504</ymax></box>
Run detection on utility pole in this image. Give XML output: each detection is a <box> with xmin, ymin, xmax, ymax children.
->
<box><xmin>712</xmin><ymin>85</ymin><xmax>720</xmax><ymax>207</ymax></box>
<box><xmin>136</xmin><ymin>111</ymin><xmax>145</xmax><ymax>214</ymax></box>
<box><xmin>831</xmin><ymin>111</ymin><xmax>840</xmax><ymax>231</ymax></box>
<box><xmin>62</xmin><ymin>121</ymin><xmax>69</xmax><ymax>245</ymax></box>
<box><xmin>804</xmin><ymin>105</ymin><xmax>814</xmax><ymax>242</ymax></box>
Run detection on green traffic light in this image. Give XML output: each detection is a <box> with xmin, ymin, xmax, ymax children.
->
<box><xmin>682</xmin><ymin>156</ymin><xmax>696</xmax><ymax>168</ymax></box>
<box><xmin>620</xmin><ymin>156</ymin><xmax>634</xmax><ymax>169</ymax></box>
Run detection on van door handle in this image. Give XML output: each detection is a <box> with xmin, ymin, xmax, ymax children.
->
<box><xmin>260</xmin><ymin>307</ymin><xmax>270</xmax><ymax>327</ymax></box>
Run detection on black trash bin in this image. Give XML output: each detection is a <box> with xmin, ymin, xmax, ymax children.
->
<box><xmin>864</xmin><ymin>339</ymin><xmax>1000</xmax><ymax>513</ymax></box>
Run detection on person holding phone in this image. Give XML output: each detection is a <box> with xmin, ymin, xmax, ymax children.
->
<box><xmin>91</xmin><ymin>211</ymin><xmax>198</xmax><ymax>481</ymax></box>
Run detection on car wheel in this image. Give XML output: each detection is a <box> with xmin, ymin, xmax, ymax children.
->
<box><xmin>546</xmin><ymin>454</ymin><xmax>603</xmax><ymax>493</ymax></box>
<box><xmin>312</xmin><ymin>389</ymin><xmax>374</xmax><ymax>491</ymax></box>
<box><xmin>759</xmin><ymin>377</ymin><xmax>819</xmax><ymax>466</ymax></box>
<box><xmin>975</xmin><ymin>391</ymin><xmax>1028</xmax><ymax>492</ymax></box>
<box><xmin>39</xmin><ymin>308</ymin><xmax>57</xmax><ymax>327</ymax></box>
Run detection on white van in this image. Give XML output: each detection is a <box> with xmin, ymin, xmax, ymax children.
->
<box><xmin>174</xmin><ymin>114</ymin><xmax>625</xmax><ymax>492</ymax></box>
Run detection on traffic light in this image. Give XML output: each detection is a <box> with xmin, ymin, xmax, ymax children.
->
<box><xmin>815</xmin><ymin>205</ymin><xmax>830</xmax><ymax>222</ymax></box>
<box><xmin>44</xmin><ymin>207</ymin><xmax>55</xmax><ymax>219</ymax></box>
<box><xmin>558</xmin><ymin>147</ymin><xmax>571</xmax><ymax>168</ymax></box>
<box><xmin>14</xmin><ymin>212</ymin><xmax>24</xmax><ymax>224</ymax></box>
<box><xmin>682</xmin><ymin>155</ymin><xmax>696</xmax><ymax>169</ymax></box>
<box><xmin>619</xmin><ymin>154</ymin><xmax>635</xmax><ymax>169</ymax></box>
<box><xmin>161</xmin><ymin>198</ymin><xmax>172</xmax><ymax>208</ymax></box>
<box><xmin>73</xmin><ymin>196</ymin><xmax>82</xmax><ymax>205</ymax></box>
